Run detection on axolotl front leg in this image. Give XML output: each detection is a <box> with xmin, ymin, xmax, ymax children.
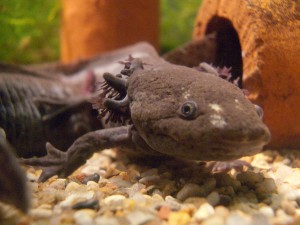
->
<box><xmin>20</xmin><ymin>125</ymin><xmax>157</xmax><ymax>182</ymax></box>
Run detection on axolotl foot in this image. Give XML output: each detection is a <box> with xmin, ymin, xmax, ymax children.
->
<box><xmin>207</xmin><ymin>160</ymin><xmax>253</xmax><ymax>173</ymax></box>
<box><xmin>20</xmin><ymin>142</ymin><xmax>68</xmax><ymax>182</ymax></box>
<box><xmin>20</xmin><ymin>126</ymin><xmax>132</xmax><ymax>182</ymax></box>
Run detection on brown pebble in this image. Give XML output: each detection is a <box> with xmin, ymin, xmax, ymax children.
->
<box><xmin>82</xmin><ymin>173</ymin><xmax>100</xmax><ymax>184</ymax></box>
<box><xmin>218</xmin><ymin>194</ymin><xmax>232</xmax><ymax>206</ymax></box>
<box><xmin>72</xmin><ymin>199</ymin><xmax>99</xmax><ymax>210</ymax></box>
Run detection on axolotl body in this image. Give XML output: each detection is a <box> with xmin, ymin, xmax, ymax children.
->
<box><xmin>22</xmin><ymin>56</ymin><xmax>271</xmax><ymax>182</ymax></box>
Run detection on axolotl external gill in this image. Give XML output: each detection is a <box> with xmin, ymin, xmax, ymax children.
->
<box><xmin>21</xmin><ymin>56</ymin><xmax>271</xmax><ymax>182</ymax></box>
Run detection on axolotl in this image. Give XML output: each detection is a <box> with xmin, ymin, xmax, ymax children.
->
<box><xmin>21</xmin><ymin>56</ymin><xmax>271</xmax><ymax>182</ymax></box>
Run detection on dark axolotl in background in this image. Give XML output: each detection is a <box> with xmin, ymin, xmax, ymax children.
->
<box><xmin>0</xmin><ymin>62</ymin><xmax>100</xmax><ymax>213</ymax></box>
<box><xmin>21</xmin><ymin>52</ymin><xmax>271</xmax><ymax>183</ymax></box>
<box><xmin>0</xmin><ymin>42</ymin><xmax>161</xmax><ymax>212</ymax></box>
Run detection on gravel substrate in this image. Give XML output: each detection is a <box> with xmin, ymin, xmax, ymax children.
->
<box><xmin>1</xmin><ymin>149</ymin><xmax>300</xmax><ymax>225</ymax></box>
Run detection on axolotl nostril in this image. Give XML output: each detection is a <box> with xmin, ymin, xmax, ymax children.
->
<box><xmin>21</xmin><ymin>56</ymin><xmax>271</xmax><ymax>182</ymax></box>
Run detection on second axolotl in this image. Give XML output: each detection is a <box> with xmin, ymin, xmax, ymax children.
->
<box><xmin>21</xmin><ymin>55</ymin><xmax>271</xmax><ymax>182</ymax></box>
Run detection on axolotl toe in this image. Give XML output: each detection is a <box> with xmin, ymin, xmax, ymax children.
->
<box><xmin>21</xmin><ymin>56</ymin><xmax>270</xmax><ymax>182</ymax></box>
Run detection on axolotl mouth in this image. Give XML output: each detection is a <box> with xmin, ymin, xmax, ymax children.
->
<box><xmin>141</xmin><ymin>110</ymin><xmax>271</xmax><ymax>161</ymax></box>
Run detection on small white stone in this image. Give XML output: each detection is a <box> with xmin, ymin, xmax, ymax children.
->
<box><xmin>87</xmin><ymin>181</ymin><xmax>99</xmax><ymax>191</ymax></box>
<box><xmin>49</xmin><ymin>179</ymin><xmax>67</xmax><ymax>189</ymax></box>
<box><xmin>225</xmin><ymin>212</ymin><xmax>251</xmax><ymax>225</ymax></box>
<box><xmin>274</xmin><ymin>209</ymin><xmax>294</xmax><ymax>224</ymax></box>
<box><xmin>284</xmin><ymin>170</ymin><xmax>300</xmax><ymax>187</ymax></box>
<box><xmin>284</xmin><ymin>189</ymin><xmax>300</xmax><ymax>201</ymax></box>
<box><xmin>194</xmin><ymin>203</ymin><xmax>215</xmax><ymax>221</ymax></box>
<box><xmin>165</xmin><ymin>195</ymin><xmax>182</xmax><ymax>210</ymax></box>
<box><xmin>126</xmin><ymin>210</ymin><xmax>155</xmax><ymax>225</ymax></box>
<box><xmin>103</xmin><ymin>195</ymin><xmax>126</xmax><ymax>206</ymax></box>
<box><xmin>95</xmin><ymin>217</ymin><xmax>120</xmax><ymax>225</ymax></box>
<box><xmin>30</xmin><ymin>208</ymin><xmax>52</xmax><ymax>218</ymax></box>
<box><xmin>202</xmin><ymin>216</ymin><xmax>225</xmax><ymax>225</ymax></box>
<box><xmin>59</xmin><ymin>191</ymin><xmax>94</xmax><ymax>207</ymax></box>
<box><xmin>74</xmin><ymin>209</ymin><xmax>96</xmax><ymax>225</ymax></box>
<box><xmin>65</xmin><ymin>181</ymin><xmax>82</xmax><ymax>192</ymax></box>
<box><xmin>258</xmin><ymin>206</ymin><xmax>274</xmax><ymax>218</ymax></box>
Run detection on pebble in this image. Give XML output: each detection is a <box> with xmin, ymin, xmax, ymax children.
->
<box><xmin>194</xmin><ymin>202</ymin><xmax>215</xmax><ymax>221</ymax></box>
<box><xmin>258</xmin><ymin>206</ymin><xmax>274</xmax><ymax>218</ymax></box>
<box><xmin>158</xmin><ymin>205</ymin><xmax>171</xmax><ymax>220</ymax></box>
<box><xmin>126</xmin><ymin>210</ymin><xmax>156</xmax><ymax>225</ymax></box>
<box><xmin>281</xmin><ymin>200</ymin><xmax>296</xmax><ymax>215</ymax></box>
<box><xmin>139</xmin><ymin>175</ymin><xmax>160</xmax><ymax>184</ymax></box>
<box><xmin>72</xmin><ymin>199</ymin><xmax>99</xmax><ymax>210</ymax></box>
<box><xmin>59</xmin><ymin>191</ymin><xmax>95</xmax><ymax>207</ymax></box>
<box><xmin>165</xmin><ymin>195</ymin><xmax>182</xmax><ymax>210</ymax></box>
<box><xmin>256</xmin><ymin>178</ymin><xmax>277</xmax><ymax>193</ymax></box>
<box><xmin>202</xmin><ymin>216</ymin><xmax>225</xmax><ymax>225</ymax></box>
<box><xmin>219</xmin><ymin>194</ymin><xmax>232</xmax><ymax>206</ymax></box>
<box><xmin>29</xmin><ymin>208</ymin><xmax>52</xmax><ymax>218</ymax></box>
<box><xmin>82</xmin><ymin>173</ymin><xmax>101</xmax><ymax>184</ymax></box>
<box><xmin>65</xmin><ymin>181</ymin><xmax>83</xmax><ymax>192</ymax></box>
<box><xmin>250</xmin><ymin>213</ymin><xmax>269</xmax><ymax>225</ymax></box>
<box><xmin>94</xmin><ymin>217</ymin><xmax>120</xmax><ymax>225</ymax></box>
<box><xmin>215</xmin><ymin>206</ymin><xmax>230</xmax><ymax>217</ymax></box>
<box><xmin>167</xmin><ymin>211</ymin><xmax>191</xmax><ymax>225</ymax></box>
<box><xmin>176</xmin><ymin>183</ymin><xmax>206</xmax><ymax>201</ymax></box>
<box><xmin>86</xmin><ymin>181</ymin><xmax>99</xmax><ymax>191</ymax></box>
<box><xmin>49</xmin><ymin>178</ymin><xmax>67</xmax><ymax>189</ymax></box>
<box><xmin>125</xmin><ymin>183</ymin><xmax>146</xmax><ymax>197</ymax></box>
<box><xmin>14</xmin><ymin>149</ymin><xmax>300</xmax><ymax>224</ymax></box>
<box><xmin>225</xmin><ymin>212</ymin><xmax>251</xmax><ymax>225</ymax></box>
<box><xmin>103</xmin><ymin>194</ymin><xmax>126</xmax><ymax>206</ymax></box>
<box><xmin>206</xmin><ymin>191</ymin><xmax>220</xmax><ymax>206</ymax></box>
<box><xmin>237</xmin><ymin>171</ymin><xmax>264</xmax><ymax>187</ymax></box>
<box><xmin>274</xmin><ymin>209</ymin><xmax>294</xmax><ymax>224</ymax></box>
<box><xmin>284</xmin><ymin>170</ymin><xmax>300</xmax><ymax>187</ymax></box>
<box><xmin>141</xmin><ymin>168</ymin><xmax>159</xmax><ymax>177</ymax></box>
<box><xmin>184</xmin><ymin>197</ymin><xmax>207</xmax><ymax>208</ymax></box>
<box><xmin>73</xmin><ymin>209</ymin><xmax>96</xmax><ymax>225</ymax></box>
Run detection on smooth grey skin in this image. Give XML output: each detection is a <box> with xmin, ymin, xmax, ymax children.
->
<box><xmin>21</xmin><ymin>57</ymin><xmax>270</xmax><ymax>182</ymax></box>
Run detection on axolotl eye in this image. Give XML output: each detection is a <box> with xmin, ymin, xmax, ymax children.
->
<box><xmin>178</xmin><ymin>101</ymin><xmax>198</xmax><ymax>120</ymax></box>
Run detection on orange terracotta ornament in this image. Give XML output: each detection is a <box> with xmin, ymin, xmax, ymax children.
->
<box><xmin>61</xmin><ymin>0</ymin><xmax>159</xmax><ymax>63</ymax></box>
<box><xmin>193</xmin><ymin>0</ymin><xmax>300</xmax><ymax>149</ymax></box>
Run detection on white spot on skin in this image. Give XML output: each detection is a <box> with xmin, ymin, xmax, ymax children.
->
<box><xmin>210</xmin><ymin>114</ymin><xmax>227</xmax><ymax>128</ymax></box>
<box><xmin>183</xmin><ymin>90</ymin><xmax>191</xmax><ymax>99</ymax></box>
<box><xmin>234</xmin><ymin>99</ymin><xmax>243</xmax><ymax>110</ymax></box>
<box><xmin>209</xmin><ymin>103</ymin><xmax>223</xmax><ymax>113</ymax></box>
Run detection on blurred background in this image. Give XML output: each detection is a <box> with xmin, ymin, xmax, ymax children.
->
<box><xmin>0</xmin><ymin>0</ymin><xmax>201</xmax><ymax>64</ymax></box>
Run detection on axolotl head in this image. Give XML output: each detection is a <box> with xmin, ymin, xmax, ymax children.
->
<box><xmin>127</xmin><ymin>64</ymin><xmax>271</xmax><ymax>161</ymax></box>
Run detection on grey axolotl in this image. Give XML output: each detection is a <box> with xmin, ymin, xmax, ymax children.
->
<box><xmin>21</xmin><ymin>55</ymin><xmax>271</xmax><ymax>182</ymax></box>
<box><xmin>0</xmin><ymin>42</ymin><xmax>160</xmax><ymax>212</ymax></box>
<box><xmin>0</xmin><ymin>62</ymin><xmax>100</xmax><ymax>212</ymax></box>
